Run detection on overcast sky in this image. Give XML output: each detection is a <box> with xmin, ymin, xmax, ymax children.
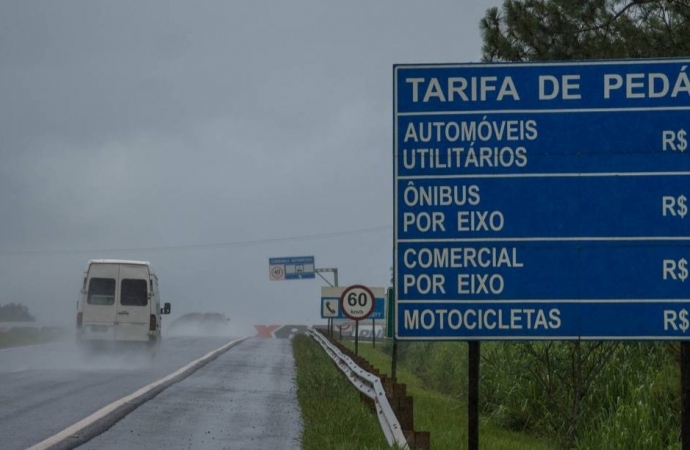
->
<box><xmin>0</xmin><ymin>0</ymin><xmax>498</xmax><ymax>328</ymax></box>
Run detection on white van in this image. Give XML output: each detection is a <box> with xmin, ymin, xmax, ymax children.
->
<box><xmin>76</xmin><ymin>259</ymin><xmax>170</xmax><ymax>355</ymax></box>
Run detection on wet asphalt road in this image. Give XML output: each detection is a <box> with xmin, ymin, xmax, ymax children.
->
<box><xmin>0</xmin><ymin>337</ymin><xmax>301</xmax><ymax>450</ymax></box>
<box><xmin>79</xmin><ymin>338</ymin><xmax>302</xmax><ymax>450</ymax></box>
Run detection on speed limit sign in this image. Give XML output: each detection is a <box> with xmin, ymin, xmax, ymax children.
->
<box><xmin>339</xmin><ymin>285</ymin><xmax>375</xmax><ymax>320</ymax></box>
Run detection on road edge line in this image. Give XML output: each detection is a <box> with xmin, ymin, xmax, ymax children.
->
<box><xmin>28</xmin><ymin>336</ymin><xmax>249</xmax><ymax>450</ymax></box>
<box><xmin>0</xmin><ymin>341</ymin><xmax>65</xmax><ymax>353</ymax></box>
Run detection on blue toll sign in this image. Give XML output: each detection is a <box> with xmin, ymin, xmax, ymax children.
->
<box><xmin>394</xmin><ymin>59</ymin><xmax>690</xmax><ymax>340</ymax></box>
<box><xmin>269</xmin><ymin>256</ymin><xmax>315</xmax><ymax>280</ymax></box>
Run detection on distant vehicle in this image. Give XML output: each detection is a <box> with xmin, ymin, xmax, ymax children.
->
<box><xmin>76</xmin><ymin>259</ymin><xmax>171</xmax><ymax>356</ymax></box>
<box><xmin>167</xmin><ymin>312</ymin><xmax>231</xmax><ymax>336</ymax></box>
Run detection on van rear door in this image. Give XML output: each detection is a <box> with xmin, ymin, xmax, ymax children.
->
<box><xmin>115</xmin><ymin>264</ymin><xmax>150</xmax><ymax>341</ymax></box>
<box><xmin>83</xmin><ymin>263</ymin><xmax>118</xmax><ymax>337</ymax></box>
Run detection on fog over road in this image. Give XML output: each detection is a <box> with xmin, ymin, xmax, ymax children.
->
<box><xmin>0</xmin><ymin>336</ymin><xmax>301</xmax><ymax>449</ymax></box>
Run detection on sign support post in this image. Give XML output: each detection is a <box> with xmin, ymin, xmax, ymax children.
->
<box><xmin>340</xmin><ymin>284</ymin><xmax>376</xmax><ymax>357</ymax></box>
<box><xmin>468</xmin><ymin>342</ymin><xmax>480</xmax><ymax>450</ymax></box>
<box><xmin>680</xmin><ymin>342</ymin><xmax>690</xmax><ymax>450</ymax></box>
<box><xmin>372</xmin><ymin>318</ymin><xmax>376</xmax><ymax>348</ymax></box>
<box><xmin>355</xmin><ymin>320</ymin><xmax>359</xmax><ymax>355</ymax></box>
<box><xmin>387</xmin><ymin>288</ymin><xmax>398</xmax><ymax>380</ymax></box>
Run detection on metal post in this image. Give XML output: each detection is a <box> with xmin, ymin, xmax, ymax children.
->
<box><xmin>333</xmin><ymin>270</ymin><xmax>338</xmax><ymax>340</ymax></box>
<box><xmin>331</xmin><ymin>268</ymin><xmax>336</xmax><ymax>341</ymax></box>
<box><xmin>355</xmin><ymin>320</ymin><xmax>359</xmax><ymax>355</ymax></box>
<box><xmin>338</xmin><ymin>324</ymin><xmax>342</xmax><ymax>340</ymax></box>
<box><xmin>388</xmin><ymin>287</ymin><xmax>398</xmax><ymax>380</ymax></box>
<box><xmin>468</xmin><ymin>341</ymin><xmax>480</xmax><ymax>450</ymax></box>
<box><xmin>682</xmin><ymin>342</ymin><xmax>690</xmax><ymax>450</ymax></box>
<box><xmin>391</xmin><ymin>339</ymin><xmax>398</xmax><ymax>381</ymax></box>
<box><xmin>372</xmin><ymin>318</ymin><xmax>376</xmax><ymax>348</ymax></box>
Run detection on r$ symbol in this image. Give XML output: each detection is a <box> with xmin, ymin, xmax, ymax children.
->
<box><xmin>678</xmin><ymin>130</ymin><xmax>688</xmax><ymax>152</ymax></box>
<box><xmin>679</xmin><ymin>258</ymin><xmax>688</xmax><ymax>282</ymax></box>
<box><xmin>678</xmin><ymin>195</ymin><xmax>688</xmax><ymax>219</ymax></box>
<box><xmin>680</xmin><ymin>309</ymin><xmax>689</xmax><ymax>333</ymax></box>
<box><xmin>664</xmin><ymin>129</ymin><xmax>688</xmax><ymax>152</ymax></box>
<box><xmin>662</xmin><ymin>195</ymin><xmax>687</xmax><ymax>219</ymax></box>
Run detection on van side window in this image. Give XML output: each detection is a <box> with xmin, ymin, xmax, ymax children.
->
<box><xmin>121</xmin><ymin>279</ymin><xmax>148</xmax><ymax>306</ymax></box>
<box><xmin>87</xmin><ymin>278</ymin><xmax>116</xmax><ymax>305</ymax></box>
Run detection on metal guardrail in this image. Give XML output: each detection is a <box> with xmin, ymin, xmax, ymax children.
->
<box><xmin>308</xmin><ymin>328</ymin><xmax>409</xmax><ymax>449</ymax></box>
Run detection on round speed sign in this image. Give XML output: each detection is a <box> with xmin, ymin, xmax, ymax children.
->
<box><xmin>339</xmin><ymin>285</ymin><xmax>376</xmax><ymax>320</ymax></box>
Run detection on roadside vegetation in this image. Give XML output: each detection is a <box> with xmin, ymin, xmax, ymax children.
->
<box><xmin>0</xmin><ymin>302</ymin><xmax>35</xmax><ymax>322</ymax></box>
<box><xmin>343</xmin><ymin>339</ymin><xmax>554</xmax><ymax>450</ymax></box>
<box><xmin>0</xmin><ymin>303</ymin><xmax>69</xmax><ymax>349</ymax></box>
<box><xmin>292</xmin><ymin>334</ymin><xmax>391</xmax><ymax>450</ymax></box>
<box><xmin>0</xmin><ymin>327</ymin><xmax>69</xmax><ymax>349</ymax></box>
<box><xmin>345</xmin><ymin>339</ymin><xmax>680</xmax><ymax>450</ymax></box>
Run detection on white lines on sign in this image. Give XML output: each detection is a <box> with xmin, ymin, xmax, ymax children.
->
<box><xmin>398</xmin><ymin>237</ymin><xmax>690</xmax><ymax>243</ymax></box>
<box><xmin>396</xmin><ymin>299</ymin><xmax>690</xmax><ymax>304</ymax></box>
<box><xmin>396</xmin><ymin>106</ymin><xmax>690</xmax><ymax>116</ymax></box>
<box><xmin>27</xmin><ymin>337</ymin><xmax>248</xmax><ymax>450</ymax></box>
<box><xmin>397</xmin><ymin>171</ymin><xmax>690</xmax><ymax>180</ymax></box>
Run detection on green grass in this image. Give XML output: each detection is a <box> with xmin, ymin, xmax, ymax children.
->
<box><xmin>0</xmin><ymin>327</ymin><xmax>69</xmax><ymax>349</ymax></box>
<box><xmin>343</xmin><ymin>341</ymin><xmax>555</xmax><ymax>450</ymax></box>
<box><xmin>292</xmin><ymin>335</ymin><xmax>392</xmax><ymax>450</ymax></box>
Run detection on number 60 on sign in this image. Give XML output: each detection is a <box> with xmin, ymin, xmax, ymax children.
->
<box><xmin>339</xmin><ymin>285</ymin><xmax>376</xmax><ymax>320</ymax></box>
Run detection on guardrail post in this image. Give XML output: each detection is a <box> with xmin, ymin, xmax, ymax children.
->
<box><xmin>399</xmin><ymin>395</ymin><xmax>414</xmax><ymax>431</ymax></box>
<box><xmin>360</xmin><ymin>392</ymin><xmax>375</xmax><ymax>412</ymax></box>
<box><xmin>413</xmin><ymin>431</ymin><xmax>431</xmax><ymax>450</ymax></box>
<box><xmin>392</xmin><ymin>383</ymin><xmax>406</xmax><ymax>411</ymax></box>
<box><xmin>381</xmin><ymin>376</ymin><xmax>394</xmax><ymax>399</ymax></box>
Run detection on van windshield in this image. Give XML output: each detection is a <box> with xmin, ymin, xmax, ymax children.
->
<box><xmin>121</xmin><ymin>279</ymin><xmax>148</xmax><ymax>306</ymax></box>
<box><xmin>87</xmin><ymin>278</ymin><xmax>116</xmax><ymax>305</ymax></box>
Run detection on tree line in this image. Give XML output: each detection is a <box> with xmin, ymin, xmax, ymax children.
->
<box><xmin>0</xmin><ymin>303</ymin><xmax>35</xmax><ymax>322</ymax></box>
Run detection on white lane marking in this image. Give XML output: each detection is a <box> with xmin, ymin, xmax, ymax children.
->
<box><xmin>27</xmin><ymin>337</ymin><xmax>248</xmax><ymax>450</ymax></box>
